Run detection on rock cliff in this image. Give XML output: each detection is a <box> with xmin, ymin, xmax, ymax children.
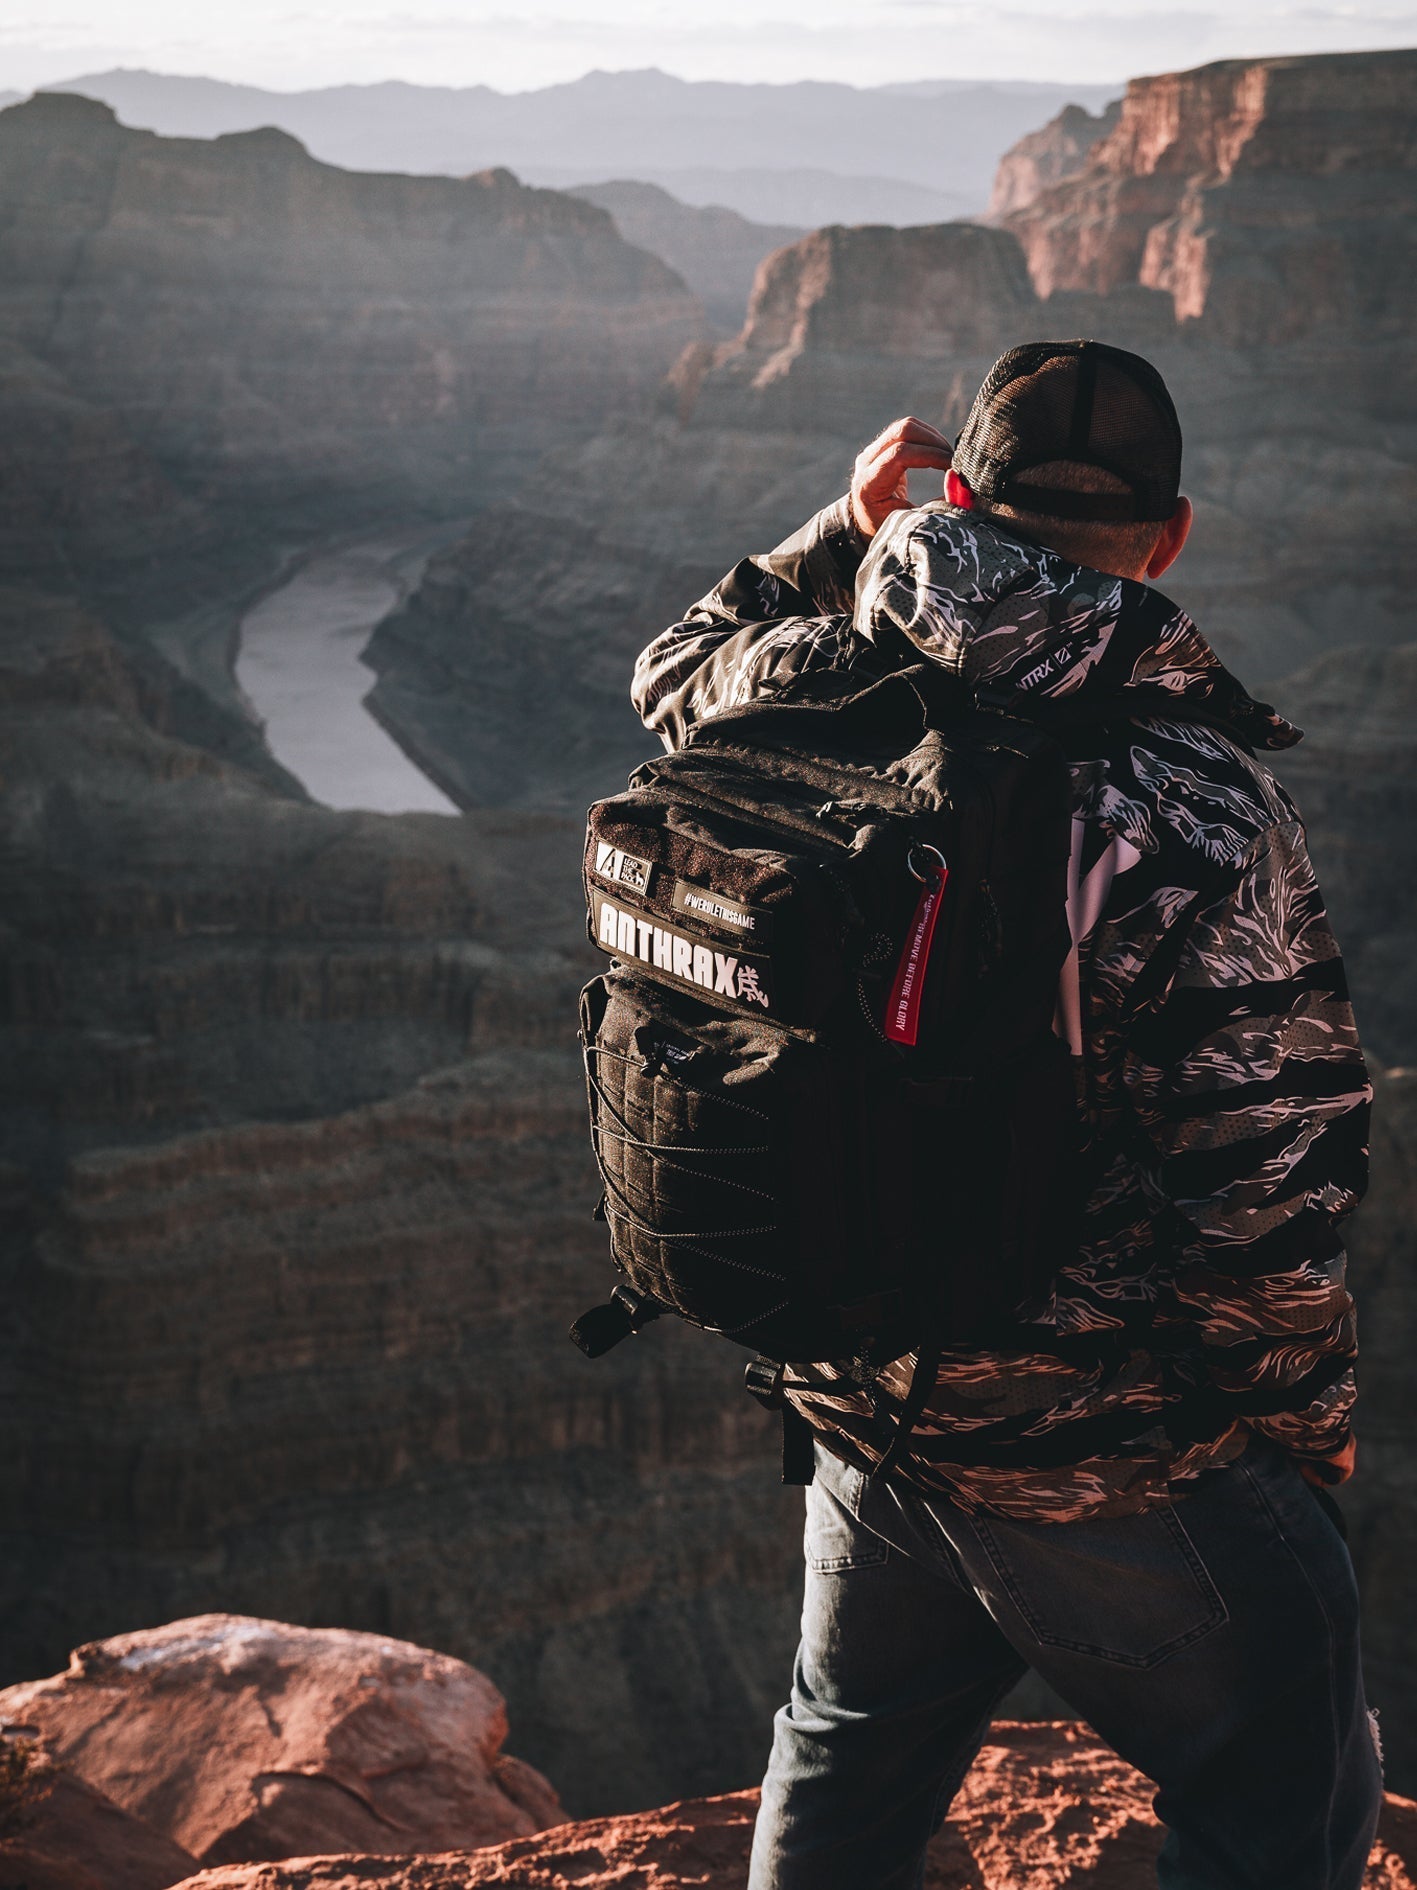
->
<box><xmin>0</xmin><ymin>597</ymin><xmax>801</xmax><ymax>1816</ymax></box>
<box><xmin>25</xmin><ymin>1717</ymin><xmax>1417</xmax><ymax>1890</ymax></box>
<box><xmin>986</xmin><ymin>99</ymin><xmax>1121</xmax><ymax>219</ymax></box>
<box><xmin>0</xmin><ymin>93</ymin><xmax>698</xmax><ymax>524</ymax></box>
<box><xmin>1000</xmin><ymin>51</ymin><xmax>1417</xmax><ymax>339</ymax></box>
<box><xmin>0</xmin><ymin>1617</ymin><xmax>561</xmax><ymax>1866</ymax></box>
<box><xmin>0</xmin><ymin>91</ymin><xmax>701</xmax><ymax>745</ymax></box>
<box><xmin>362</xmin><ymin>221</ymin><xmax>1043</xmax><ymax>813</ymax></box>
<box><xmin>568</xmin><ymin>182</ymin><xmax>802</xmax><ymax>336</ymax></box>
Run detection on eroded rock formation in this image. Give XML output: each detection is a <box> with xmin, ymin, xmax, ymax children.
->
<box><xmin>0</xmin><ymin>93</ymin><xmax>698</xmax><ymax>527</ymax></box>
<box><xmin>0</xmin><ymin>1616</ymin><xmax>561</xmax><ymax>1866</ymax></box>
<box><xmin>986</xmin><ymin>98</ymin><xmax>1121</xmax><ymax>219</ymax></box>
<box><xmin>1000</xmin><ymin>51</ymin><xmax>1417</xmax><ymax>337</ymax></box>
<box><xmin>120</xmin><ymin>1724</ymin><xmax>1417</xmax><ymax>1889</ymax></box>
<box><xmin>0</xmin><ymin>89</ymin><xmax>702</xmax><ymax>749</ymax></box>
<box><xmin>568</xmin><ymin>182</ymin><xmax>803</xmax><ymax>335</ymax></box>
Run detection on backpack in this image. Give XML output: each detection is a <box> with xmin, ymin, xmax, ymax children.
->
<box><xmin>569</xmin><ymin>664</ymin><xmax>1087</xmax><ymax>1478</ymax></box>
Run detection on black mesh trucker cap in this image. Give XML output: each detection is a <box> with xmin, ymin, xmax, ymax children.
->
<box><xmin>952</xmin><ymin>339</ymin><xmax>1182</xmax><ymax>523</ymax></box>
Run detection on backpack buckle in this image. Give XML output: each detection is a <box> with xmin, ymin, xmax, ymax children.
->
<box><xmin>743</xmin><ymin>1356</ymin><xmax>786</xmax><ymax>1409</ymax></box>
<box><xmin>569</xmin><ymin>1283</ymin><xmax>661</xmax><ymax>1358</ymax></box>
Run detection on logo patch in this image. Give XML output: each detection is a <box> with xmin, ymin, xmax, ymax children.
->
<box><xmin>591</xmin><ymin>889</ymin><xmax>774</xmax><ymax>1012</ymax></box>
<box><xmin>593</xmin><ymin>840</ymin><xmax>653</xmax><ymax>895</ymax></box>
<box><xmin>672</xmin><ymin>878</ymin><xmax>773</xmax><ymax>939</ymax></box>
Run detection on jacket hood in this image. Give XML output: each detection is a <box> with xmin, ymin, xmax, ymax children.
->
<box><xmin>856</xmin><ymin>503</ymin><xmax>1300</xmax><ymax>753</ymax></box>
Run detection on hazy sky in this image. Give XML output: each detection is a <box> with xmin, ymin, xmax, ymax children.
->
<box><xmin>2</xmin><ymin>0</ymin><xmax>1413</xmax><ymax>93</ymax></box>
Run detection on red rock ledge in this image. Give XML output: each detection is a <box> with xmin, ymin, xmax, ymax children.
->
<box><xmin>171</xmin><ymin>1722</ymin><xmax>1417</xmax><ymax>1890</ymax></box>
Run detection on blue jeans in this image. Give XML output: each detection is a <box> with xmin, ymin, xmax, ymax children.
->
<box><xmin>749</xmin><ymin>1437</ymin><xmax>1381</xmax><ymax>1890</ymax></box>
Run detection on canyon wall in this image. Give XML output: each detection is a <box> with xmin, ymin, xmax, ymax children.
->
<box><xmin>1001</xmin><ymin>50</ymin><xmax>1417</xmax><ymax>335</ymax></box>
<box><xmin>0</xmin><ymin>90</ymin><xmax>700</xmax><ymax>746</ymax></box>
<box><xmin>568</xmin><ymin>181</ymin><xmax>803</xmax><ymax>335</ymax></box>
<box><xmin>0</xmin><ymin>96</ymin><xmax>796</xmax><ymax>1821</ymax></box>
<box><xmin>0</xmin><ymin>91</ymin><xmax>698</xmax><ymax>525</ymax></box>
<box><xmin>986</xmin><ymin>98</ymin><xmax>1121</xmax><ymax>219</ymax></box>
<box><xmin>0</xmin><ymin>585</ymin><xmax>800</xmax><ymax>1815</ymax></box>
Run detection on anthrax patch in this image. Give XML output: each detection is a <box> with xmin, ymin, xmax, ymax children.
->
<box><xmin>592</xmin><ymin>840</ymin><xmax>653</xmax><ymax>895</ymax></box>
<box><xmin>672</xmin><ymin>878</ymin><xmax>773</xmax><ymax>940</ymax></box>
<box><xmin>591</xmin><ymin>889</ymin><xmax>774</xmax><ymax>1012</ymax></box>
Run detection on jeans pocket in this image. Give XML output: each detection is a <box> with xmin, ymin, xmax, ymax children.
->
<box><xmin>805</xmin><ymin>1470</ymin><xmax>890</xmax><ymax>1572</ymax></box>
<box><xmin>971</xmin><ymin>1501</ymin><xmax>1227</xmax><ymax>1667</ymax></box>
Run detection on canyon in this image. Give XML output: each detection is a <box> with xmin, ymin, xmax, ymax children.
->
<box><xmin>2</xmin><ymin>43</ymin><xmax>1416</xmax><ymax>1833</ymax></box>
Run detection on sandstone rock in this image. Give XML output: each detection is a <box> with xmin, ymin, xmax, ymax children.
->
<box><xmin>0</xmin><ymin>1616</ymin><xmax>561</xmax><ymax>1867</ymax></box>
<box><xmin>1000</xmin><ymin>51</ymin><xmax>1417</xmax><ymax>339</ymax></box>
<box><xmin>363</xmin><ymin>221</ymin><xmax>1043</xmax><ymax>812</ymax></box>
<box><xmin>153</xmin><ymin>1724</ymin><xmax>1417</xmax><ymax>1888</ymax></box>
<box><xmin>986</xmin><ymin>99</ymin><xmax>1121</xmax><ymax>219</ymax></box>
<box><xmin>0</xmin><ymin>1746</ymin><xmax>198</xmax><ymax>1890</ymax></box>
<box><xmin>568</xmin><ymin>182</ymin><xmax>803</xmax><ymax>336</ymax></box>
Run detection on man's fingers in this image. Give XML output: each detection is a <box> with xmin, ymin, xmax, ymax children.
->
<box><xmin>856</xmin><ymin>442</ymin><xmax>953</xmax><ymax>497</ymax></box>
<box><xmin>854</xmin><ymin>416</ymin><xmax>951</xmax><ymax>473</ymax></box>
<box><xmin>873</xmin><ymin>414</ymin><xmax>952</xmax><ymax>452</ymax></box>
<box><xmin>850</xmin><ymin>416</ymin><xmax>954</xmax><ymax>537</ymax></box>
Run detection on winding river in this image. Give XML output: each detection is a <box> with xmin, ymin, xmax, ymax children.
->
<box><xmin>236</xmin><ymin>528</ymin><xmax>461</xmax><ymax>815</ymax></box>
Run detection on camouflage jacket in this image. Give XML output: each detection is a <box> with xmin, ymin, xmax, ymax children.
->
<box><xmin>631</xmin><ymin>497</ymin><xmax>1370</xmax><ymax>1522</ymax></box>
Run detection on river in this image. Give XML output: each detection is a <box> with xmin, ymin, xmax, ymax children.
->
<box><xmin>236</xmin><ymin>528</ymin><xmax>461</xmax><ymax>815</ymax></box>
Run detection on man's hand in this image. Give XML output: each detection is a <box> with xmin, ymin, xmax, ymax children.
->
<box><xmin>1300</xmin><ymin>1435</ymin><xmax>1357</xmax><ymax>1488</ymax></box>
<box><xmin>851</xmin><ymin>416</ymin><xmax>953</xmax><ymax>542</ymax></box>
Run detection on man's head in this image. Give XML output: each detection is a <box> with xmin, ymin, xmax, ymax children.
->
<box><xmin>945</xmin><ymin>340</ymin><xmax>1192</xmax><ymax>583</ymax></box>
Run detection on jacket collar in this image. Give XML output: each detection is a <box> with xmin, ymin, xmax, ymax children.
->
<box><xmin>858</xmin><ymin>503</ymin><xmax>1300</xmax><ymax>753</ymax></box>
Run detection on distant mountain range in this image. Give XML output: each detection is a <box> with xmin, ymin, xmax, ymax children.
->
<box><xmin>22</xmin><ymin>67</ymin><xmax>1120</xmax><ymax>227</ymax></box>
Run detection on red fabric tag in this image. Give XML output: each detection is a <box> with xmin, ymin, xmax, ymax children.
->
<box><xmin>884</xmin><ymin>859</ymin><xmax>949</xmax><ymax>1046</ymax></box>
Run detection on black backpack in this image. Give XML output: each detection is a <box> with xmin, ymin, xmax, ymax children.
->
<box><xmin>570</xmin><ymin>665</ymin><xmax>1093</xmax><ymax>1477</ymax></box>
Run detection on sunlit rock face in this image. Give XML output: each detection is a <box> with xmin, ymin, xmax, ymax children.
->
<box><xmin>0</xmin><ymin>1615</ymin><xmax>563</xmax><ymax>1867</ymax></box>
<box><xmin>18</xmin><ymin>1713</ymin><xmax>1417</xmax><ymax>1890</ymax></box>
<box><xmin>999</xmin><ymin>51</ymin><xmax>1417</xmax><ymax>339</ymax></box>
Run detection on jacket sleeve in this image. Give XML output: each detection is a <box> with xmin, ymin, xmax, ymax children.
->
<box><xmin>1124</xmin><ymin>818</ymin><xmax>1371</xmax><ymax>1463</ymax></box>
<box><xmin>631</xmin><ymin>495</ymin><xmax>881</xmax><ymax>750</ymax></box>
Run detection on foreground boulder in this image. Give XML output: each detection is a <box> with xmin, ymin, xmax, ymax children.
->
<box><xmin>0</xmin><ymin>1745</ymin><xmax>198</xmax><ymax>1890</ymax></box>
<box><xmin>165</xmin><ymin>1722</ymin><xmax>1417</xmax><ymax>1889</ymax></box>
<box><xmin>0</xmin><ymin>1616</ymin><xmax>562</xmax><ymax>1869</ymax></box>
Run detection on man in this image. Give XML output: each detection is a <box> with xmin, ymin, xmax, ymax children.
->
<box><xmin>631</xmin><ymin>342</ymin><xmax>1380</xmax><ymax>1889</ymax></box>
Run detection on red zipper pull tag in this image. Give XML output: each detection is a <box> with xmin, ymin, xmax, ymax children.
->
<box><xmin>884</xmin><ymin>845</ymin><xmax>949</xmax><ymax>1047</ymax></box>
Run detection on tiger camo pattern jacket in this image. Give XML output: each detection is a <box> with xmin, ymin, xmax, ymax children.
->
<box><xmin>630</xmin><ymin>495</ymin><xmax>1370</xmax><ymax>1522</ymax></box>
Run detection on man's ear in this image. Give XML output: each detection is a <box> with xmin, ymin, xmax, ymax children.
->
<box><xmin>944</xmin><ymin>470</ymin><xmax>976</xmax><ymax>510</ymax></box>
<box><xmin>1146</xmin><ymin>496</ymin><xmax>1193</xmax><ymax>579</ymax></box>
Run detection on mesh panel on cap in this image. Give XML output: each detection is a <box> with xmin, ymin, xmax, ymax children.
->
<box><xmin>952</xmin><ymin>340</ymin><xmax>1182</xmax><ymax>523</ymax></box>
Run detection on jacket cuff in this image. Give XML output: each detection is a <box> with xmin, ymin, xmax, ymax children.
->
<box><xmin>786</xmin><ymin>495</ymin><xmax>867</xmax><ymax>614</ymax></box>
